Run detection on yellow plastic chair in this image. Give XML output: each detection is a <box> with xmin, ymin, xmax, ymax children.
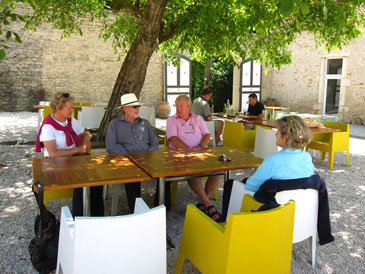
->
<box><xmin>176</xmin><ymin>195</ymin><xmax>295</xmax><ymax>274</ymax></box>
<box><xmin>306</xmin><ymin>121</ymin><xmax>350</xmax><ymax>170</ymax></box>
<box><xmin>73</xmin><ymin>102</ymin><xmax>91</xmax><ymax>120</ymax></box>
<box><xmin>222</xmin><ymin>120</ymin><xmax>256</xmax><ymax>151</ymax></box>
<box><xmin>42</xmin><ymin>105</ymin><xmax>53</xmax><ymax>120</ymax></box>
<box><xmin>164</xmin><ymin>136</ymin><xmax>219</xmax><ymax>207</ymax></box>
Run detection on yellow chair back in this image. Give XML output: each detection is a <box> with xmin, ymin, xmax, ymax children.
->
<box><xmin>176</xmin><ymin>195</ymin><xmax>295</xmax><ymax>274</ymax></box>
<box><xmin>223</xmin><ymin>120</ymin><xmax>256</xmax><ymax>151</ymax></box>
<box><xmin>42</xmin><ymin>105</ymin><xmax>53</xmax><ymax>120</ymax></box>
<box><xmin>306</xmin><ymin>122</ymin><xmax>349</xmax><ymax>169</ymax></box>
<box><xmin>73</xmin><ymin>102</ymin><xmax>91</xmax><ymax>119</ymax></box>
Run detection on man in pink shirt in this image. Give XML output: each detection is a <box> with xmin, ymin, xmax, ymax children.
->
<box><xmin>166</xmin><ymin>95</ymin><xmax>221</xmax><ymax>221</ymax></box>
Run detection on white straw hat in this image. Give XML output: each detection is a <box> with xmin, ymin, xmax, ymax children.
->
<box><xmin>120</xmin><ymin>93</ymin><xmax>142</xmax><ymax>106</ymax></box>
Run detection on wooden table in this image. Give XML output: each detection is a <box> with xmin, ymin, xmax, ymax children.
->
<box><xmin>32</xmin><ymin>154</ymin><xmax>151</xmax><ymax>215</ymax></box>
<box><xmin>241</xmin><ymin>119</ymin><xmax>341</xmax><ymax>134</ymax></box>
<box><xmin>126</xmin><ymin>147</ymin><xmax>263</xmax><ymax>204</ymax></box>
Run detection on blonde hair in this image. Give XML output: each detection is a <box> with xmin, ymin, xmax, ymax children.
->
<box><xmin>50</xmin><ymin>92</ymin><xmax>74</xmax><ymax>113</ymax></box>
<box><xmin>277</xmin><ymin>115</ymin><xmax>312</xmax><ymax>150</ymax></box>
<box><xmin>175</xmin><ymin>94</ymin><xmax>191</xmax><ymax>107</ymax></box>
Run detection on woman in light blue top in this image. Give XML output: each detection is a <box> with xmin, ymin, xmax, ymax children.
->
<box><xmin>245</xmin><ymin>115</ymin><xmax>315</xmax><ymax>192</ymax></box>
<box><xmin>220</xmin><ymin>115</ymin><xmax>315</xmax><ymax>221</ymax></box>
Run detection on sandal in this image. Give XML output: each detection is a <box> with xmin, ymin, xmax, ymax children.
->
<box><xmin>206</xmin><ymin>205</ymin><xmax>221</xmax><ymax>221</ymax></box>
<box><xmin>196</xmin><ymin>202</ymin><xmax>206</xmax><ymax>213</ymax></box>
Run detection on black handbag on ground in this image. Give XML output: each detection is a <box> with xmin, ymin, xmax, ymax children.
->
<box><xmin>28</xmin><ymin>182</ymin><xmax>60</xmax><ymax>274</ymax></box>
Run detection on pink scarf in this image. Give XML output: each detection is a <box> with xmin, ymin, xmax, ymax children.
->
<box><xmin>35</xmin><ymin>115</ymin><xmax>81</xmax><ymax>152</ymax></box>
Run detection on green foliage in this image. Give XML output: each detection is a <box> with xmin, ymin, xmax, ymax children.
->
<box><xmin>0</xmin><ymin>2</ymin><xmax>24</xmax><ymax>59</ymax></box>
<box><xmin>191</xmin><ymin>59</ymin><xmax>233</xmax><ymax>112</ymax></box>
<box><xmin>1</xmin><ymin>0</ymin><xmax>364</xmax><ymax>70</ymax></box>
<box><xmin>209</xmin><ymin>60</ymin><xmax>233</xmax><ymax>112</ymax></box>
<box><xmin>191</xmin><ymin>61</ymin><xmax>205</xmax><ymax>99</ymax></box>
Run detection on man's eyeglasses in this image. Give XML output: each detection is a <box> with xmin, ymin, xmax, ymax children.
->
<box><xmin>133</xmin><ymin>105</ymin><xmax>141</xmax><ymax>109</ymax></box>
<box><xmin>62</xmin><ymin>93</ymin><xmax>70</xmax><ymax>98</ymax></box>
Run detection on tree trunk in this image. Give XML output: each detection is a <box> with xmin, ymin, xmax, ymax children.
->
<box><xmin>204</xmin><ymin>58</ymin><xmax>212</xmax><ymax>88</ymax></box>
<box><xmin>96</xmin><ymin>0</ymin><xmax>168</xmax><ymax>141</ymax></box>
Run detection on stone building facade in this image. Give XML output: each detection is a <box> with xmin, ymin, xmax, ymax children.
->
<box><xmin>0</xmin><ymin>5</ymin><xmax>164</xmax><ymax>112</ymax></box>
<box><xmin>233</xmin><ymin>30</ymin><xmax>365</xmax><ymax>123</ymax></box>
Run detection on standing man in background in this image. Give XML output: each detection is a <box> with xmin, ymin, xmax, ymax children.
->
<box><xmin>191</xmin><ymin>88</ymin><xmax>224</xmax><ymax>145</ymax></box>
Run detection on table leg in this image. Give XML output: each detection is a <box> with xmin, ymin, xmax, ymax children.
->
<box><xmin>83</xmin><ymin>186</ymin><xmax>90</xmax><ymax>216</ymax></box>
<box><xmin>158</xmin><ymin>177</ymin><xmax>165</xmax><ymax>205</ymax></box>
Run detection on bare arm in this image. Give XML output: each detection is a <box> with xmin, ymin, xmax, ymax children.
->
<box><xmin>168</xmin><ymin>136</ymin><xmax>190</xmax><ymax>150</ymax></box>
<box><xmin>43</xmin><ymin>129</ymin><xmax>91</xmax><ymax>158</ymax></box>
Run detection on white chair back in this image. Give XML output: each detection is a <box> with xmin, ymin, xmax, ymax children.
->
<box><xmin>139</xmin><ymin>106</ymin><xmax>156</xmax><ymax>127</ymax></box>
<box><xmin>276</xmin><ymin>189</ymin><xmax>318</xmax><ymax>267</ymax></box>
<box><xmin>226</xmin><ymin>180</ymin><xmax>254</xmax><ymax>221</ymax></box>
<box><xmin>204</xmin><ymin>121</ymin><xmax>216</xmax><ymax>147</ymax></box>
<box><xmin>78</xmin><ymin>106</ymin><xmax>106</xmax><ymax>128</ymax></box>
<box><xmin>276</xmin><ymin>189</ymin><xmax>318</xmax><ymax>243</ymax></box>
<box><xmin>56</xmin><ymin>198</ymin><xmax>166</xmax><ymax>274</ymax></box>
<box><xmin>254</xmin><ymin>126</ymin><xmax>281</xmax><ymax>159</ymax></box>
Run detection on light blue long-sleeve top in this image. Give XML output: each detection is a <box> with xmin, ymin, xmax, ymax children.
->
<box><xmin>245</xmin><ymin>148</ymin><xmax>315</xmax><ymax>192</ymax></box>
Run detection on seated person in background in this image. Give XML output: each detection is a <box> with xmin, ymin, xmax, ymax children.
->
<box><xmin>36</xmin><ymin>92</ymin><xmax>104</xmax><ymax>217</ymax></box>
<box><xmin>246</xmin><ymin>93</ymin><xmax>265</xmax><ymax>120</ymax></box>
<box><xmin>166</xmin><ymin>95</ymin><xmax>221</xmax><ymax>221</ymax></box>
<box><xmin>191</xmin><ymin>87</ymin><xmax>224</xmax><ymax>144</ymax></box>
<box><xmin>220</xmin><ymin>115</ymin><xmax>314</xmax><ymax>220</ymax></box>
<box><xmin>106</xmin><ymin>93</ymin><xmax>159</xmax><ymax>213</ymax></box>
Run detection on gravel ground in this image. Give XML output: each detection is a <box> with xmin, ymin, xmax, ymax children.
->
<box><xmin>0</xmin><ymin>112</ymin><xmax>364</xmax><ymax>273</ymax></box>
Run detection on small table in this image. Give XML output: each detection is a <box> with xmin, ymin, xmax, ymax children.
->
<box><xmin>241</xmin><ymin>119</ymin><xmax>341</xmax><ymax>134</ymax></box>
<box><xmin>264</xmin><ymin>106</ymin><xmax>289</xmax><ymax>118</ymax></box>
<box><xmin>126</xmin><ymin>147</ymin><xmax>263</xmax><ymax>204</ymax></box>
<box><xmin>32</xmin><ymin>154</ymin><xmax>151</xmax><ymax>215</ymax></box>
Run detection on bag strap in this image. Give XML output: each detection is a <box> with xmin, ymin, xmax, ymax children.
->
<box><xmin>32</xmin><ymin>181</ymin><xmax>51</xmax><ymax>222</ymax></box>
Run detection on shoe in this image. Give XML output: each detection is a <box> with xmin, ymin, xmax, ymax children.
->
<box><xmin>206</xmin><ymin>205</ymin><xmax>221</xmax><ymax>221</ymax></box>
<box><xmin>196</xmin><ymin>202</ymin><xmax>206</xmax><ymax>213</ymax></box>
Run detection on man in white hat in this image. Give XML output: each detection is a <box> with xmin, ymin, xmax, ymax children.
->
<box><xmin>106</xmin><ymin>93</ymin><xmax>159</xmax><ymax>213</ymax></box>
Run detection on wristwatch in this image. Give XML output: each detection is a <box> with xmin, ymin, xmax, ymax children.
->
<box><xmin>199</xmin><ymin>144</ymin><xmax>208</xmax><ymax>148</ymax></box>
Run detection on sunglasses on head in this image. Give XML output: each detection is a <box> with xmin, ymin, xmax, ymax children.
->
<box><xmin>62</xmin><ymin>93</ymin><xmax>70</xmax><ymax>98</ymax></box>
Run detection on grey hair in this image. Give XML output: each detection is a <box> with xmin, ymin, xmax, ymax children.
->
<box><xmin>175</xmin><ymin>94</ymin><xmax>192</xmax><ymax>107</ymax></box>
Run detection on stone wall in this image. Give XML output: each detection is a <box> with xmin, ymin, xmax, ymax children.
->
<box><xmin>233</xmin><ymin>30</ymin><xmax>365</xmax><ymax>123</ymax></box>
<box><xmin>0</xmin><ymin>5</ymin><xmax>164</xmax><ymax>112</ymax></box>
<box><xmin>261</xmin><ymin>30</ymin><xmax>365</xmax><ymax>123</ymax></box>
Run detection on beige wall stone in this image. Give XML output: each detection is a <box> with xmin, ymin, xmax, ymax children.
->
<box><xmin>233</xmin><ymin>30</ymin><xmax>365</xmax><ymax>123</ymax></box>
<box><xmin>0</xmin><ymin>5</ymin><xmax>164</xmax><ymax>112</ymax></box>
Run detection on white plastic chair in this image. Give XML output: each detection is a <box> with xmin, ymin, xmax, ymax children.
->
<box><xmin>204</xmin><ymin>121</ymin><xmax>216</xmax><ymax>147</ymax></box>
<box><xmin>139</xmin><ymin>106</ymin><xmax>156</xmax><ymax>127</ymax></box>
<box><xmin>78</xmin><ymin>106</ymin><xmax>106</xmax><ymax>129</ymax></box>
<box><xmin>226</xmin><ymin>180</ymin><xmax>319</xmax><ymax>267</ymax></box>
<box><xmin>254</xmin><ymin>126</ymin><xmax>282</xmax><ymax>159</ymax></box>
<box><xmin>276</xmin><ymin>189</ymin><xmax>318</xmax><ymax>267</ymax></box>
<box><xmin>225</xmin><ymin>179</ymin><xmax>254</xmax><ymax>221</ymax></box>
<box><xmin>56</xmin><ymin>198</ymin><xmax>166</xmax><ymax>274</ymax></box>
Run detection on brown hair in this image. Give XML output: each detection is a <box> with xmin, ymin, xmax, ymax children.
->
<box><xmin>50</xmin><ymin>92</ymin><xmax>74</xmax><ymax>113</ymax></box>
<box><xmin>276</xmin><ymin>115</ymin><xmax>312</xmax><ymax>150</ymax></box>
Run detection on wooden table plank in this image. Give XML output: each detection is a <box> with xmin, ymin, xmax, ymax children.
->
<box><xmin>126</xmin><ymin>147</ymin><xmax>263</xmax><ymax>178</ymax></box>
<box><xmin>32</xmin><ymin>154</ymin><xmax>151</xmax><ymax>190</ymax></box>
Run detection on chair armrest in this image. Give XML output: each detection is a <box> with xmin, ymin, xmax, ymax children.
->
<box><xmin>180</xmin><ymin>204</ymin><xmax>226</xmax><ymax>252</ymax></box>
<box><xmin>241</xmin><ymin>194</ymin><xmax>264</xmax><ymax>212</ymax></box>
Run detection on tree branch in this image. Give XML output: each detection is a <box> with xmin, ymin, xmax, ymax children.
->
<box><xmin>110</xmin><ymin>0</ymin><xmax>146</xmax><ymax>21</ymax></box>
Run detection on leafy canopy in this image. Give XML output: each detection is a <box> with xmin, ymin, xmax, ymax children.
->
<box><xmin>1</xmin><ymin>0</ymin><xmax>364</xmax><ymax>67</ymax></box>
